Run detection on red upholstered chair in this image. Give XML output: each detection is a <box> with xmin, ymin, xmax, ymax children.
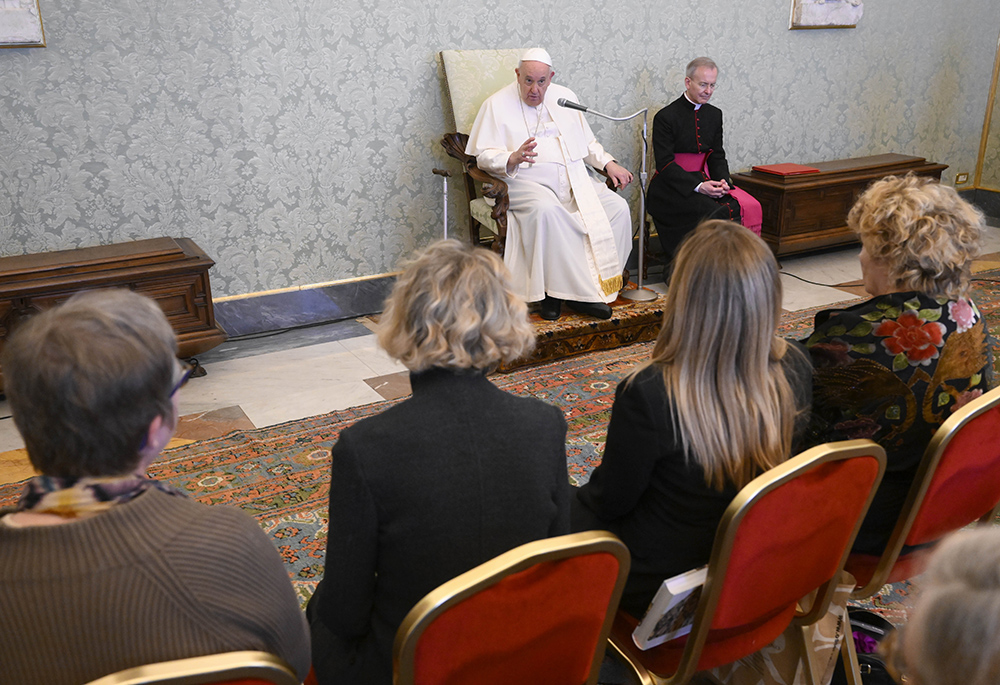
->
<box><xmin>608</xmin><ymin>440</ymin><xmax>887</xmax><ymax>685</ymax></box>
<box><xmin>392</xmin><ymin>530</ymin><xmax>630</xmax><ymax>685</ymax></box>
<box><xmin>845</xmin><ymin>385</ymin><xmax>1000</xmax><ymax>597</ymax></box>
<box><xmin>83</xmin><ymin>651</ymin><xmax>299</xmax><ymax>685</ymax></box>
<box><xmin>838</xmin><ymin>385</ymin><xmax>1000</xmax><ymax>685</ymax></box>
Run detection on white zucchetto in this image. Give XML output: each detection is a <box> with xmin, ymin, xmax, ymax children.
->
<box><xmin>520</xmin><ymin>48</ymin><xmax>553</xmax><ymax>67</ymax></box>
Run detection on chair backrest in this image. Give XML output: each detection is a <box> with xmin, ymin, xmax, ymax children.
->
<box><xmin>393</xmin><ymin>530</ymin><xmax>630</xmax><ymax>685</ymax></box>
<box><xmin>670</xmin><ymin>440</ymin><xmax>886</xmax><ymax>683</ymax></box>
<box><xmin>84</xmin><ymin>651</ymin><xmax>298</xmax><ymax>685</ymax></box>
<box><xmin>851</xmin><ymin>385</ymin><xmax>1000</xmax><ymax>597</ymax></box>
<box><xmin>440</xmin><ymin>49</ymin><xmax>523</xmax><ymax>134</ymax></box>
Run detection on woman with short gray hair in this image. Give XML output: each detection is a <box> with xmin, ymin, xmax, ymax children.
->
<box><xmin>0</xmin><ymin>289</ymin><xmax>310</xmax><ymax>685</ymax></box>
<box><xmin>897</xmin><ymin>527</ymin><xmax>1000</xmax><ymax>685</ymax></box>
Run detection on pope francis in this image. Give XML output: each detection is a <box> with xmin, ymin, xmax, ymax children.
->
<box><xmin>465</xmin><ymin>48</ymin><xmax>633</xmax><ymax>321</ymax></box>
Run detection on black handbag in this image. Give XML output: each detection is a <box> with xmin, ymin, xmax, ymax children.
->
<box><xmin>831</xmin><ymin>608</ymin><xmax>900</xmax><ymax>685</ymax></box>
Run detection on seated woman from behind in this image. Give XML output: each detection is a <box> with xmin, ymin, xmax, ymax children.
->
<box><xmin>803</xmin><ymin>174</ymin><xmax>993</xmax><ymax>554</ymax></box>
<box><xmin>0</xmin><ymin>290</ymin><xmax>309</xmax><ymax>685</ymax></box>
<box><xmin>306</xmin><ymin>239</ymin><xmax>570</xmax><ymax>685</ymax></box>
<box><xmin>573</xmin><ymin>220</ymin><xmax>812</xmax><ymax>616</ymax></box>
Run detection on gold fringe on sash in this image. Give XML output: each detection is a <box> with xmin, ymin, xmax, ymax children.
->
<box><xmin>601</xmin><ymin>274</ymin><xmax>623</xmax><ymax>296</ymax></box>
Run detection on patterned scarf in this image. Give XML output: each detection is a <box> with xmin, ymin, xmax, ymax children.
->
<box><xmin>17</xmin><ymin>474</ymin><xmax>186</xmax><ymax>519</ymax></box>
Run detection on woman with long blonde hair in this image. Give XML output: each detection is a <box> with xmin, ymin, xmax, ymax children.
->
<box><xmin>573</xmin><ymin>220</ymin><xmax>812</xmax><ymax>615</ymax></box>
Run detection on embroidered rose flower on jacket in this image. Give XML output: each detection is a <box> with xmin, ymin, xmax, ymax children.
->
<box><xmin>875</xmin><ymin>311</ymin><xmax>946</xmax><ymax>366</ymax></box>
<box><xmin>833</xmin><ymin>416</ymin><xmax>881</xmax><ymax>440</ymax></box>
<box><xmin>809</xmin><ymin>339</ymin><xmax>853</xmax><ymax>368</ymax></box>
<box><xmin>953</xmin><ymin>388</ymin><xmax>984</xmax><ymax>412</ymax></box>
<box><xmin>948</xmin><ymin>299</ymin><xmax>977</xmax><ymax>333</ymax></box>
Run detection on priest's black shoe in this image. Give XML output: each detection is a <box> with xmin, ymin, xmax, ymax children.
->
<box><xmin>566</xmin><ymin>300</ymin><xmax>613</xmax><ymax>320</ymax></box>
<box><xmin>540</xmin><ymin>296</ymin><xmax>562</xmax><ymax>321</ymax></box>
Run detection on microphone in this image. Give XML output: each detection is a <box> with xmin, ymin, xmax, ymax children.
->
<box><xmin>557</xmin><ymin>98</ymin><xmax>588</xmax><ymax>112</ymax></box>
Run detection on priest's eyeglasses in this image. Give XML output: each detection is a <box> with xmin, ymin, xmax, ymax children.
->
<box><xmin>696</xmin><ymin>81</ymin><xmax>717</xmax><ymax>90</ymax></box>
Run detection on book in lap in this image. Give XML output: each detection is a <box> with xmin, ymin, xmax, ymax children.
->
<box><xmin>632</xmin><ymin>565</ymin><xmax>708</xmax><ymax>650</ymax></box>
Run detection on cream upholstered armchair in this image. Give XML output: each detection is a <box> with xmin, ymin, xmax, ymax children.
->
<box><xmin>439</xmin><ymin>49</ymin><xmax>614</xmax><ymax>254</ymax></box>
<box><xmin>439</xmin><ymin>49</ymin><xmax>522</xmax><ymax>253</ymax></box>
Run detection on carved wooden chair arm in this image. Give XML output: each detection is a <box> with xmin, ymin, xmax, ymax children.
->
<box><xmin>467</xmin><ymin>165</ymin><xmax>508</xmax><ymax>200</ymax></box>
<box><xmin>440</xmin><ymin>132</ymin><xmax>509</xmax><ymax>253</ymax></box>
<box><xmin>441</xmin><ymin>132</ymin><xmax>476</xmax><ymax>168</ymax></box>
<box><xmin>466</xmin><ymin>165</ymin><xmax>509</xmax><ymax>253</ymax></box>
<box><xmin>594</xmin><ymin>166</ymin><xmax>616</xmax><ymax>192</ymax></box>
<box><xmin>441</xmin><ymin>134</ymin><xmax>507</xmax><ymax>195</ymax></box>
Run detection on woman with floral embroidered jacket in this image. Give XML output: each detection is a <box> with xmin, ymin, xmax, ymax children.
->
<box><xmin>803</xmin><ymin>174</ymin><xmax>994</xmax><ymax>554</ymax></box>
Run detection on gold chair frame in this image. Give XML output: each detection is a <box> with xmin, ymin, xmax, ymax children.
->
<box><xmin>84</xmin><ymin>651</ymin><xmax>298</xmax><ymax>685</ymax></box>
<box><xmin>849</xmin><ymin>384</ymin><xmax>1000</xmax><ymax>599</ymax></box>
<box><xmin>609</xmin><ymin>439</ymin><xmax>887</xmax><ymax>685</ymax></box>
<box><xmin>839</xmin><ymin>385</ymin><xmax>1000</xmax><ymax>685</ymax></box>
<box><xmin>393</xmin><ymin>530</ymin><xmax>631</xmax><ymax>685</ymax></box>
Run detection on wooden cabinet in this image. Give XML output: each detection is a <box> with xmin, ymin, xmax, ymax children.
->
<box><xmin>0</xmin><ymin>237</ymin><xmax>227</xmax><ymax>390</ymax></box>
<box><xmin>732</xmin><ymin>154</ymin><xmax>947</xmax><ymax>256</ymax></box>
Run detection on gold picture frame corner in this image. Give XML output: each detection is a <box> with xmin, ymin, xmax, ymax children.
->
<box><xmin>0</xmin><ymin>0</ymin><xmax>47</xmax><ymax>49</ymax></box>
<box><xmin>788</xmin><ymin>0</ymin><xmax>860</xmax><ymax>30</ymax></box>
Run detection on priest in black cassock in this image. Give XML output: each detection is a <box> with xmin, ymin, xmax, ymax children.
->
<box><xmin>647</xmin><ymin>57</ymin><xmax>743</xmax><ymax>258</ymax></box>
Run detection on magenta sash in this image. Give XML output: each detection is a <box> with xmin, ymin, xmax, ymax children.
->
<box><xmin>673</xmin><ymin>152</ymin><xmax>762</xmax><ymax>236</ymax></box>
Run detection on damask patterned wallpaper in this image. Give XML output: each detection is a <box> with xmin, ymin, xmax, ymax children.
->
<box><xmin>1</xmin><ymin>0</ymin><xmax>998</xmax><ymax>296</ymax></box>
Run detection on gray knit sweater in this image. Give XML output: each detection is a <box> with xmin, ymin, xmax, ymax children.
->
<box><xmin>0</xmin><ymin>488</ymin><xmax>310</xmax><ymax>684</ymax></box>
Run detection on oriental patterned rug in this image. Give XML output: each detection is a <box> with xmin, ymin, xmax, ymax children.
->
<box><xmin>503</xmin><ymin>286</ymin><xmax>665</xmax><ymax>372</ymax></box>
<box><xmin>5</xmin><ymin>272</ymin><xmax>1000</xmax><ymax>618</ymax></box>
<box><xmin>0</xmin><ymin>342</ymin><xmax>654</xmax><ymax>607</ymax></box>
<box><xmin>359</xmin><ymin>285</ymin><xmax>665</xmax><ymax>374</ymax></box>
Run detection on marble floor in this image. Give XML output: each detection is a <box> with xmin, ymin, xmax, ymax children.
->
<box><xmin>3</xmin><ymin>224</ymin><xmax>1000</xmax><ymax>486</ymax></box>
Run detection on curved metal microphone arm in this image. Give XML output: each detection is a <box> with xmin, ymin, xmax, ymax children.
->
<box><xmin>578</xmin><ymin>108</ymin><xmax>647</xmax><ymax>123</ymax></box>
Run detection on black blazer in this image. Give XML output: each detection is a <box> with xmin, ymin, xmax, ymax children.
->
<box><xmin>308</xmin><ymin>367</ymin><xmax>570</xmax><ymax>685</ymax></box>
<box><xmin>574</xmin><ymin>343</ymin><xmax>812</xmax><ymax>615</ymax></box>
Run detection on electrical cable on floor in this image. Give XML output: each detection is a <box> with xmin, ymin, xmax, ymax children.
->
<box><xmin>181</xmin><ymin>357</ymin><xmax>208</xmax><ymax>379</ymax></box>
<box><xmin>172</xmin><ymin>317</ymin><xmax>366</xmax><ymax>381</ymax></box>
<box><xmin>223</xmin><ymin>316</ymin><xmax>365</xmax><ymax>344</ymax></box>
<box><xmin>778</xmin><ymin>271</ymin><xmax>842</xmax><ymax>288</ymax></box>
<box><xmin>778</xmin><ymin>274</ymin><xmax>1000</xmax><ymax>288</ymax></box>
<box><xmin>225</xmin><ymin>328</ymin><xmax>295</xmax><ymax>342</ymax></box>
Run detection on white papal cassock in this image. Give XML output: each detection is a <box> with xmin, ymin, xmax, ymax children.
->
<box><xmin>465</xmin><ymin>81</ymin><xmax>632</xmax><ymax>304</ymax></box>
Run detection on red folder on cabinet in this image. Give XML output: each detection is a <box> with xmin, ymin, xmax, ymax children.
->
<box><xmin>752</xmin><ymin>163</ymin><xmax>821</xmax><ymax>176</ymax></box>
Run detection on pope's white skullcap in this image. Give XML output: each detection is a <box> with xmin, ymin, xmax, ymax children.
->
<box><xmin>521</xmin><ymin>48</ymin><xmax>553</xmax><ymax>67</ymax></box>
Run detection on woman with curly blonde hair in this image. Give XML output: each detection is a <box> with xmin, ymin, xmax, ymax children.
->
<box><xmin>803</xmin><ymin>174</ymin><xmax>994</xmax><ymax>553</ymax></box>
<box><xmin>573</xmin><ymin>220</ymin><xmax>812</xmax><ymax>616</ymax></box>
<box><xmin>306</xmin><ymin>240</ymin><xmax>570</xmax><ymax>685</ymax></box>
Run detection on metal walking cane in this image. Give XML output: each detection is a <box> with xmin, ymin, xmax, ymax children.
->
<box><xmin>432</xmin><ymin>168</ymin><xmax>452</xmax><ymax>239</ymax></box>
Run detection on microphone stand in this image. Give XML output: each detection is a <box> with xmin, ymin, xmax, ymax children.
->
<box><xmin>573</xmin><ymin>105</ymin><xmax>657</xmax><ymax>302</ymax></box>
